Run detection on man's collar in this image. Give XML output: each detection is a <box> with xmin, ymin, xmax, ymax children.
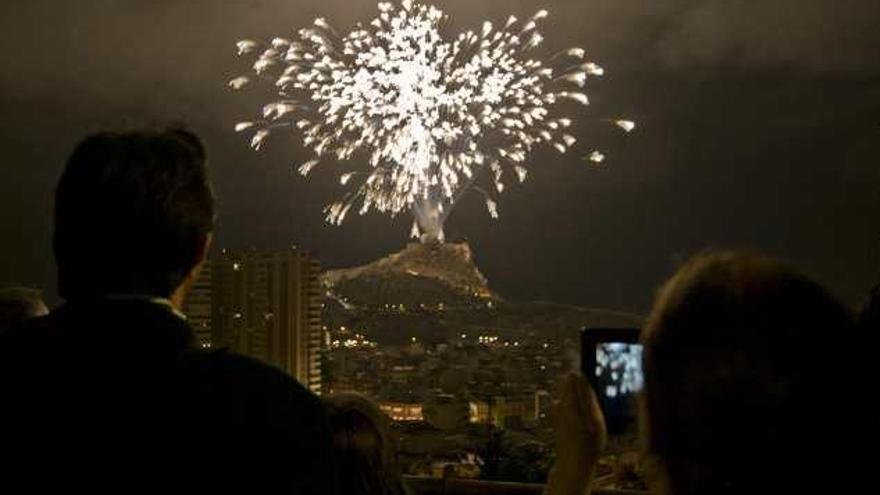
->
<box><xmin>55</xmin><ymin>295</ymin><xmax>197</xmax><ymax>350</ymax></box>
<box><xmin>100</xmin><ymin>294</ymin><xmax>188</xmax><ymax>321</ymax></box>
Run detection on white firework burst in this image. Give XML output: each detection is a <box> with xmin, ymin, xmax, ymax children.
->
<box><xmin>231</xmin><ymin>0</ymin><xmax>630</xmax><ymax>241</ymax></box>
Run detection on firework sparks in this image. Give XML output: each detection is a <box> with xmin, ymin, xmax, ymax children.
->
<box><xmin>231</xmin><ymin>0</ymin><xmax>631</xmax><ymax>241</ymax></box>
<box><xmin>616</xmin><ymin>120</ymin><xmax>636</xmax><ymax>133</ymax></box>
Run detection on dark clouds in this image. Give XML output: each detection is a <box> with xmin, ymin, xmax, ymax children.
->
<box><xmin>1</xmin><ymin>0</ymin><xmax>879</xmax><ymax>311</ymax></box>
<box><xmin>653</xmin><ymin>0</ymin><xmax>880</xmax><ymax>73</ymax></box>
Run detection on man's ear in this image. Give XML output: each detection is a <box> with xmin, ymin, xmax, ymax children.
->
<box><xmin>195</xmin><ymin>233</ymin><xmax>213</xmax><ymax>268</ymax></box>
<box><xmin>171</xmin><ymin>233</ymin><xmax>213</xmax><ymax>311</ymax></box>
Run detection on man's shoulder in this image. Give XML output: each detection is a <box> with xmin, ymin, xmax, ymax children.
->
<box><xmin>193</xmin><ymin>348</ymin><xmax>288</xmax><ymax>379</ymax></box>
<box><xmin>182</xmin><ymin>348</ymin><xmax>318</xmax><ymax>401</ymax></box>
<box><xmin>179</xmin><ymin>348</ymin><xmax>328</xmax><ymax>433</ymax></box>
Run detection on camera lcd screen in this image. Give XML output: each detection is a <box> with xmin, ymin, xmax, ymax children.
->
<box><xmin>581</xmin><ymin>328</ymin><xmax>643</xmax><ymax>434</ymax></box>
<box><xmin>595</xmin><ymin>342</ymin><xmax>644</xmax><ymax>400</ymax></box>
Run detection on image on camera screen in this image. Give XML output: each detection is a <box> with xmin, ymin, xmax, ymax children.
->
<box><xmin>595</xmin><ymin>342</ymin><xmax>644</xmax><ymax>399</ymax></box>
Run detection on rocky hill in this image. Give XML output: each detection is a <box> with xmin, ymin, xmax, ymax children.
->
<box><xmin>323</xmin><ymin>242</ymin><xmax>497</xmax><ymax>308</ymax></box>
<box><xmin>322</xmin><ymin>242</ymin><xmax>642</xmax><ymax>345</ymax></box>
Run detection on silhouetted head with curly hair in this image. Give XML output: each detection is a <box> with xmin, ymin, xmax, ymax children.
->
<box><xmin>642</xmin><ymin>251</ymin><xmax>858</xmax><ymax>495</ymax></box>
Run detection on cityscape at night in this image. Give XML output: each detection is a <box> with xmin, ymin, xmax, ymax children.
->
<box><xmin>181</xmin><ymin>241</ymin><xmax>644</xmax><ymax>486</ymax></box>
<box><xmin>1</xmin><ymin>1</ymin><xmax>877</xmax><ymax>493</ymax></box>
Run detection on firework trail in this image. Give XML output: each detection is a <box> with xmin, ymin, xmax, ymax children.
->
<box><xmin>231</xmin><ymin>0</ymin><xmax>632</xmax><ymax>242</ymax></box>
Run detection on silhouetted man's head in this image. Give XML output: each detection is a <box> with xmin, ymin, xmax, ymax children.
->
<box><xmin>54</xmin><ymin>129</ymin><xmax>214</xmax><ymax>300</ymax></box>
<box><xmin>858</xmin><ymin>282</ymin><xmax>880</xmax><ymax>331</ymax></box>
<box><xmin>641</xmin><ymin>251</ymin><xmax>856</xmax><ymax>495</ymax></box>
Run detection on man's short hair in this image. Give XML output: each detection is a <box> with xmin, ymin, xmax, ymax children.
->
<box><xmin>54</xmin><ymin>128</ymin><xmax>215</xmax><ymax>299</ymax></box>
<box><xmin>642</xmin><ymin>251</ymin><xmax>856</xmax><ymax>494</ymax></box>
<box><xmin>858</xmin><ymin>282</ymin><xmax>880</xmax><ymax>331</ymax></box>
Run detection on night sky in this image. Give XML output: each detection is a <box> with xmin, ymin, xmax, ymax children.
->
<box><xmin>2</xmin><ymin>0</ymin><xmax>879</xmax><ymax>313</ymax></box>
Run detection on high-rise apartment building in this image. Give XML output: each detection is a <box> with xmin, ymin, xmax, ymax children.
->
<box><xmin>182</xmin><ymin>248</ymin><xmax>323</xmax><ymax>394</ymax></box>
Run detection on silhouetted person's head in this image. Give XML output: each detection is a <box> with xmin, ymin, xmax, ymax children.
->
<box><xmin>325</xmin><ymin>393</ymin><xmax>405</xmax><ymax>495</ymax></box>
<box><xmin>0</xmin><ymin>287</ymin><xmax>48</xmax><ymax>334</ymax></box>
<box><xmin>54</xmin><ymin>129</ymin><xmax>214</xmax><ymax>303</ymax></box>
<box><xmin>641</xmin><ymin>251</ymin><xmax>856</xmax><ymax>495</ymax></box>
